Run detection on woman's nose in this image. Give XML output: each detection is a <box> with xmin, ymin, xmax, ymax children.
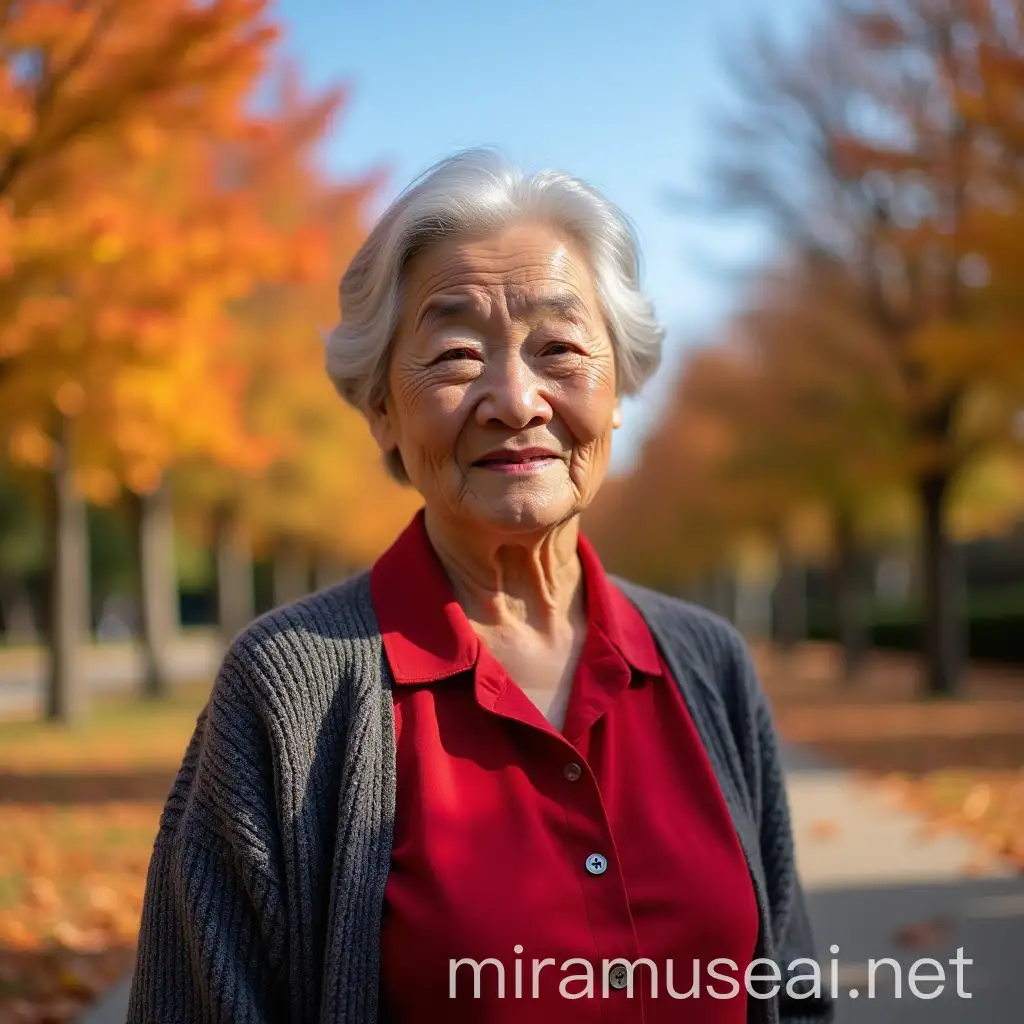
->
<box><xmin>474</xmin><ymin>357</ymin><xmax>553</xmax><ymax>430</ymax></box>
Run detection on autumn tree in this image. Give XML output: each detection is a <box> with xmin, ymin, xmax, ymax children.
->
<box><xmin>687</xmin><ymin>0</ymin><xmax>1024</xmax><ymax>695</ymax></box>
<box><xmin>826</xmin><ymin>0</ymin><xmax>1024</xmax><ymax>695</ymax></box>
<box><xmin>1</xmin><ymin>0</ymin><xmax>286</xmax><ymax>717</ymax></box>
<box><xmin>686</xmin><ymin>252</ymin><xmax>908</xmax><ymax>674</ymax></box>
<box><xmin>590</xmin><ymin>239</ymin><xmax>921</xmax><ymax>676</ymax></box>
<box><xmin>586</xmin><ymin>344</ymin><xmax>767</xmax><ymax>607</ymax></box>
<box><xmin>173</xmin><ymin>65</ymin><xmax>421</xmax><ymax>644</ymax></box>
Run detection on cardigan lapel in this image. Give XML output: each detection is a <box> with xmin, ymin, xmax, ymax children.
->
<box><xmin>612</xmin><ymin>578</ymin><xmax>779</xmax><ymax>1024</ymax></box>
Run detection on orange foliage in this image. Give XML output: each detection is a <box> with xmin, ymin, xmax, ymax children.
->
<box><xmin>604</xmin><ymin>0</ymin><xmax>1024</xmax><ymax>590</ymax></box>
<box><xmin>591</xmin><ymin>254</ymin><xmax>911</xmax><ymax>582</ymax></box>
<box><xmin>175</xmin><ymin>64</ymin><xmax>421</xmax><ymax>568</ymax></box>
<box><xmin>1</xmin><ymin>0</ymin><xmax>421</xmax><ymax>577</ymax></box>
<box><xmin>1</xmin><ymin>0</ymin><xmax>291</xmax><ymax>500</ymax></box>
<box><xmin>0</xmin><ymin>686</ymin><xmax>210</xmax><ymax>1021</ymax></box>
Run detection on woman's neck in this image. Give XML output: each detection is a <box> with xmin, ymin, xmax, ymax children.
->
<box><xmin>423</xmin><ymin>507</ymin><xmax>584</xmax><ymax>636</ymax></box>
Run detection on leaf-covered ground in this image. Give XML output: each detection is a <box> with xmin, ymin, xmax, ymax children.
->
<box><xmin>0</xmin><ymin>685</ymin><xmax>209</xmax><ymax>1023</ymax></box>
<box><xmin>759</xmin><ymin>643</ymin><xmax>1024</xmax><ymax>874</ymax></box>
<box><xmin>878</xmin><ymin>768</ymin><xmax>1024</xmax><ymax>870</ymax></box>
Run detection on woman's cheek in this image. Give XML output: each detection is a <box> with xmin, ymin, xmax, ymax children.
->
<box><xmin>560</xmin><ymin>390</ymin><xmax>617</xmax><ymax>445</ymax></box>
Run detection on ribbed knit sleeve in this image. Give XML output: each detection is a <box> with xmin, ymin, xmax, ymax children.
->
<box><xmin>126</xmin><ymin>647</ymin><xmax>289</xmax><ymax>1023</ymax></box>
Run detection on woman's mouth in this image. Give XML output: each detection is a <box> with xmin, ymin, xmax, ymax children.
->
<box><xmin>473</xmin><ymin>449</ymin><xmax>561</xmax><ymax>473</ymax></box>
<box><xmin>477</xmin><ymin>458</ymin><xmax>556</xmax><ymax>473</ymax></box>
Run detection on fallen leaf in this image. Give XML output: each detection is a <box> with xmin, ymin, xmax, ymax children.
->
<box><xmin>57</xmin><ymin>963</ymin><xmax>104</xmax><ymax>1000</ymax></box>
<box><xmin>962</xmin><ymin>784</ymin><xmax>993</xmax><ymax>822</ymax></box>
<box><xmin>25</xmin><ymin>877</ymin><xmax>60</xmax><ymax>911</ymax></box>
<box><xmin>807</xmin><ymin>819</ymin><xmax>840</xmax><ymax>841</ymax></box>
<box><xmin>959</xmin><ymin>855</ymin><xmax>992</xmax><ymax>876</ymax></box>
<box><xmin>892</xmin><ymin>916</ymin><xmax>953</xmax><ymax>948</ymax></box>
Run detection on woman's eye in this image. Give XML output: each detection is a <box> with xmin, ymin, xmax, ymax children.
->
<box><xmin>544</xmin><ymin>340</ymin><xmax>576</xmax><ymax>356</ymax></box>
<box><xmin>437</xmin><ymin>347</ymin><xmax>476</xmax><ymax>362</ymax></box>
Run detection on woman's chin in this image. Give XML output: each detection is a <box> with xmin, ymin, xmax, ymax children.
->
<box><xmin>464</xmin><ymin>490</ymin><xmax>576</xmax><ymax>534</ymax></box>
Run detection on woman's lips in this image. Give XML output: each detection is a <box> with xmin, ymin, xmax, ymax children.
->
<box><xmin>478</xmin><ymin>458</ymin><xmax>556</xmax><ymax>474</ymax></box>
<box><xmin>473</xmin><ymin>453</ymin><xmax>560</xmax><ymax>473</ymax></box>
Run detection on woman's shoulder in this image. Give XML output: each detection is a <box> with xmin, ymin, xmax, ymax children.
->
<box><xmin>608</xmin><ymin>575</ymin><xmax>764</xmax><ymax>709</ymax></box>
<box><xmin>153</xmin><ymin>572</ymin><xmax>385</xmax><ymax>873</ymax></box>
<box><xmin>609</xmin><ymin>577</ymin><xmax>782</xmax><ymax>819</ymax></box>
<box><xmin>213</xmin><ymin>569</ymin><xmax>384</xmax><ymax>721</ymax></box>
<box><xmin>609</xmin><ymin>576</ymin><xmax>748</xmax><ymax>662</ymax></box>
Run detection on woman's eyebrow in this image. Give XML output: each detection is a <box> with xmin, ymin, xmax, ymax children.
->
<box><xmin>416</xmin><ymin>291</ymin><xmax>589</xmax><ymax>332</ymax></box>
<box><xmin>511</xmin><ymin>292</ymin><xmax>590</xmax><ymax>322</ymax></box>
<box><xmin>416</xmin><ymin>295</ymin><xmax>482</xmax><ymax>332</ymax></box>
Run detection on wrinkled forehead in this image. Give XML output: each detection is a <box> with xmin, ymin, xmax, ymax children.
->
<box><xmin>415</xmin><ymin>289</ymin><xmax>594</xmax><ymax>332</ymax></box>
<box><xmin>399</xmin><ymin>223</ymin><xmax>600</xmax><ymax>327</ymax></box>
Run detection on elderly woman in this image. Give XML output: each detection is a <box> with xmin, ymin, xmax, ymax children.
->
<box><xmin>128</xmin><ymin>149</ymin><xmax>832</xmax><ymax>1024</ymax></box>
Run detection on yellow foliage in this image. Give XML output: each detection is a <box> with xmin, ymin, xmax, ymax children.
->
<box><xmin>7</xmin><ymin>424</ymin><xmax>53</xmax><ymax>468</ymax></box>
<box><xmin>166</xmin><ymin>61</ymin><xmax>422</xmax><ymax>566</ymax></box>
<box><xmin>1</xmin><ymin>0</ymin><xmax>288</xmax><ymax>508</ymax></box>
<box><xmin>950</xmin><ymin>452</ymin><xmax>1024</xmax><ymax>541</ymax></box>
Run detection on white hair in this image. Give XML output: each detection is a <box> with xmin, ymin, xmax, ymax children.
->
<box><xmin>325</xmin><ymin>147</ymin><xmax>665</xmax><ymax>483</ymax></box>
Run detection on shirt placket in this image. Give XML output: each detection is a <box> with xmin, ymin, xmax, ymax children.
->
<box><xmin>475</xmin><ymin>644</ymin><xmax>648</xmax><ymax>1022</ymax></box>
<box><xmin>559</xmin><ymin>750</ymin><xmax>647</xmax><ymax>1024</ymax></box>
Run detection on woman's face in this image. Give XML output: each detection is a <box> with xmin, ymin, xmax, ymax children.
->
<box><xmin>369</xmin><ymin>220</ymin><xmax>621</xmax><ymax>535</ymax></box>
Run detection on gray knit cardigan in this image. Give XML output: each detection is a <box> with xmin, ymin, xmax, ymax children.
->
<box><xmin>127</xmin><ymin>569</ymin><xmax>834</xmax><ymax>1024</ymax></box>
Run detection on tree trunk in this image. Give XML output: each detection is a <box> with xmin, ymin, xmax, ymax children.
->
<box><xmin>919</xmin><ymin>473</ymin><xmax>965</xmax><ymax>697</ymax></box>
<box><xmin>215</xmin><ymin>503</ymin><xmax>254</xmax><ymax>646</ymax></box>
<box><xmin>0</xmin><ymin>576</ymin><xmax>38</xmax><ymax>644</ymax></box>
<box><xmin>132</xmin><ymin>482</ymin><xmax>178</xmax><ymax>699</ymax></box>
<box><xmin>773</xmin><ymin>547</ymin><xmax>806</xmax><ymax>652</ymax></box>
<box><xmin>45</xmin><ymin>414</ymin><xmax>90</xmax><ymax>723</ymax></box>
<box><xmin>834</xmin><ymin>513</ymin><xmax>868</xmax><ymax>683</ymax></box>
<box><xmin>272</xmin><ymin>537</ymin><xmax>308</xmax><ymax>607</ymax></box>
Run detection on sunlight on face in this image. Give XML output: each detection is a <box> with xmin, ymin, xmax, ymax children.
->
<box><xmin>368</xmin><ymin>221</ymin><xmax>622</xmax><ymax>535</ymax></box>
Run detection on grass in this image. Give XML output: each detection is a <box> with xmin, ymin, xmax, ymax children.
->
<box><xmin>0</xmin><ymin>683</ymin><xmax>210</xmax><ymax>773</ymax></box>
<box><xmin>0</xmin><ymin>682</ymin><xmax>211</xmax><ymax>1021</ymax></box>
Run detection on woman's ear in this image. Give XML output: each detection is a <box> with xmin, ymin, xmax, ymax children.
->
<box><xmin>611</xmin><ymin>400</ymin><xmax>622</xmax><ymax>429</ymax></box>
<box><xmin>366</xmin><ymin>397</ymin><xmax>397</xmax><ymax>456</ymax></box>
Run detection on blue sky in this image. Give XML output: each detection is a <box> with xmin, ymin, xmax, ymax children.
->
<box><xmin>272</xmin><ymin>0</ymin><xmax>815</xmax><ymax>469</ymax></box>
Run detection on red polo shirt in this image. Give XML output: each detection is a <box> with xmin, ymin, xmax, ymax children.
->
<box><xmin>372</xmin><ymin>510</ymin><xmax>758</xmax><ymax>1023</ymax></box>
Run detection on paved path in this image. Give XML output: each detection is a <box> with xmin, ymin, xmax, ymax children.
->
<box><xmin>784</xmin><ymin>745</ymin><xmax>1023</xmax><ymax>1022</ymax></box>
<box><xmin>76</xmin><ymin>978</ymin><xmax>131</xmax><ymax>1024</ymax></box>
<box><xmin>0</xmin><ymin>633</ymin><xmax>221</xmax><ymax>717</ymax></box>
<box><xmin>73</xmin><ymin>745</ymin><xmax>1024</xmax><ymax>1023</ymax></box>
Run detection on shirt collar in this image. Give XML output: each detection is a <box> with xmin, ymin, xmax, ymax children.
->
<box><xmin>370</xmin><ymin>508</ymin><xmax>662</xmax><ymax>685</ymax></box>
<box><xmin>576</xmin><ymin>530</ymin><xmax>662</xmax><ymax>678</ymax></box>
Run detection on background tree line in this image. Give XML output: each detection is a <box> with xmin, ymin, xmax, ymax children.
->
<box><xmin>3</xmin><ymin>0</ymin><xmax>1023</xmax><ymax>722</ymax></box>
<box><xmin>585</xmin><ymin>0</ymin><xmax>1024</xmax><ymax>697</ymax></box>
<box><xmin>0</xmin><ymin>0</ymin><xmax>420</xmax><ymax>722</ymax></box>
